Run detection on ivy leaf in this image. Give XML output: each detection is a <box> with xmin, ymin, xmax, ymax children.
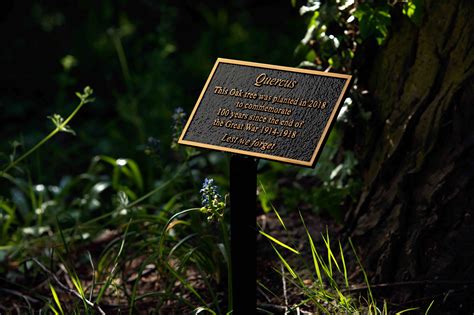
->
<box><xmin>402</xmin><ymin>0</ymin><xmax>424</xmax><ymax>26</ymax></box>
<box><xmin>354</xmin><ymin>3</ymin><xmax>391</xmax><ymax>45</ymax></box>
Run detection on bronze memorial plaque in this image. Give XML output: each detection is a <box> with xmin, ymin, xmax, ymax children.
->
<box><xmin>179</xmin><ymin>58</ymin><xmax>351</xmax><ymax>167</ymax></box>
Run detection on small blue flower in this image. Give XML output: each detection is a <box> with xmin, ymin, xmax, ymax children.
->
<box><xmin>199</xmin><ymin>177</ymin><xmax>225</xmax><ymax>222</ymax></box>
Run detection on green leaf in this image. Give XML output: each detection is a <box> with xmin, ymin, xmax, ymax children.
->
<box><xmin>70</xmin><ymin>274</ymin><xmax>86</xmax><ymax>299</ymax></box>
<box><xmin>396</xmin><ymin>307</ymin><xmax>420</xmax><ymax>314</ymax></box>
<box><xmin>339</xmin><ymin>241</ymin><xmax>349</xmax><ymax>288</ymax></box>
<box><xmin>354</xmin><ymin>3</ymin><xmax>391</xmax><ymax>45</ymax></box>
<box><xmin>125</xmin><ymin>159</ymin><xmax>144</xmax><ymax>191</ymax></box>
<box><xmin>299</xmin><ymin>212</ymin><xmax>323</xmax><ymax>284</ymax></box>
<box><xmin>47</xmin><ymin>114</ymin><xmax>76</xmax><ymax>135</ymax></box>
<box><xmin>165</xmin><ymin>262</ymin><xmax>207</xmax><ymax>305</ymax></box>
<box><xmin>49</xmin><ymin>283</ymin><xmax>64</xmax><ymax>315</ymax></box>
<box><xmin>48</xmin><ymin>303</ymin><xmax>60</xmax><ymax>315</ymax></box>
<box><xmin>271</xmin><ymin>244</ymin><xmax>298</xmax><ymax>279</ymax></box>
<box><xmin>402</xmin><ymin>0</ymin><xmax>424</xmax><ymax>26</ymax></box>
<box><xmin>258</xmin><ymin>180</ymin><xmax>286</xmax><ymax>229</ymax></box>
<box><xmin>425</xmin><ymin>300</ymin><xmax>435</xmax><ymax>314</ymax></box>
<box><xmin>76</xmin><ymin>86</ymin><xmax>94</xmax><ymax>102</ymax></box>
<box><xmin>259</xmin><ymin>230</ymin><xmax>300</xmax><ymax>254</ymax></box>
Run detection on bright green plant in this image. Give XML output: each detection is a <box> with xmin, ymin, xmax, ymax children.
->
<box><xmin>1</xmin><ymin>86</ymin><xmax>94</xmax><ymax>176</ymax></box>
<box><xmin>257</xmin><ymin>211</ymin><xmax>434</xmax><ymax>314</ymax></box>
<box><xmin>0</xmin><ymin>87</ymin><xmax>94</xmax><ymax>255</ymax></box>
<box><xmin>156</xmin><ymin>177</ymin><xmax>232</xmax><ymax>314</ymax></box>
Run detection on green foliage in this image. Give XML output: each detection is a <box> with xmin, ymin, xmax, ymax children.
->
<box><xmin>296</xmin><ymin>0</ymin><xmax>358</xmax><ymax>70</ymax></box>
<box><xmin>1</xmin><ymin>95</ymin><xmax>231</xmax><ymax>311</ymax></box>
<box><xmin>258</xmin><ymin>128</ymin><xmax>361</xmax><ymax>222</ymax></box>
<box><xmin>402</xmin><ymin>0</ymin><xmax>424</xmax><ymax>26</ymax></box>
<box><xmin>1</xmin><ymin>86</ymin><xmax>94</xmax><ymax>175</ymax></box>
<box><xmin>287</xmin><ymin>0</ymin><xmax>423</xmax><ymax>221</ymax></box>
<box><xmin>353</xmin><ymin>3</ymin><xmax>391</xmax><ymax>45</ymax></box>
<box><xmin>47</xmin><ymin>114</ymin><xmax>76</xmax><ymax>135</ymax></box>
<box><xmin>259</xmin><ymin>230</ymin><xmax>300</xmax><ymax>255</ymax></box>
<box><xmin>296</xmin><ymin>0</ymin><xmax>422</xmax><ymax>71</ymax></box>
<box><xmin>256</xmin><ymin>213</ymin><xmax>432</xmax><ymax>314</ymax></box>
<box><xmin>49</xmin><ymin>283</ymin><xmax>64</xmax><ymax>315</ymax></box>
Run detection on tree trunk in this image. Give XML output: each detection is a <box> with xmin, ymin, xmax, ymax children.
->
<box><xmin>345</xmin><ymin>0</ymin><xmax>474</xmax><ymax>312</ymax></box>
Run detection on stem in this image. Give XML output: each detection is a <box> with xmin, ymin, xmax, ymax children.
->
<box><xmin>220</xmin><ymin>218</ymin><xmax>233</xmax><ymax>311</ymax></box>
<box><xmin>2</xmin><ymin>97</ymin><xmax>88</xmax><ymax>175</ymax></box>
<box><xmin>111</xmin><ymin>32</ymin><xmax>132</xmax><ymax>86</ymax></box>
<box><xmin>3</xmin><ymin>129</ymin><xmax>57</xmax><ymax>174</ymax></box>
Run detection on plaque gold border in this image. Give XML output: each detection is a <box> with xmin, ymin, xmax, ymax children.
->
<box><xmin>178</xmin><ymin>58</ymin><xmax>352</xmax><ymax>168</ymax></box>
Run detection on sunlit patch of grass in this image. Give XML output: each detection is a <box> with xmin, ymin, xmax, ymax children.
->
<box><xmin>257</xmin><ymin>212</ymin><xmax>433</xmax><ymax>314</ymax></box>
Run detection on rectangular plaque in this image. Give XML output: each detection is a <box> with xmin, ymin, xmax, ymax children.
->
<box><xmin>178</xmin><ymin>58</ymin><xmax>351</xmax><ymax>167</ymax></box>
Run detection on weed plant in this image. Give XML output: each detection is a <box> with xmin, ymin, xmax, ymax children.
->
<box><xmin>256</xmin><ymin>210</ymin><xmax>434</xmax><ymax>315</ymax></box>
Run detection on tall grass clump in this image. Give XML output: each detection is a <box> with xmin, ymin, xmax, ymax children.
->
<box><xmin>257</xmin><ymin>211</ymin><xmax>434</xmax><ymax>314</ymax></box>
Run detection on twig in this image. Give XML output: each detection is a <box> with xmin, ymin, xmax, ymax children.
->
<box><xmin>87</xmin><ymin>251</ymin><xmax>95</xmax><ymax>301</ymax></box>
<box><xmin>58</xmin><ymin>264</ymin><xmax>75</xmax><ymax>291</ymax></box>
<box><xmin>258</xmin><ymin>304</ymin><xmax>313</xmax><ymax>314</ymax></box>
<box><xmin>258</xmin><ymin>303</ymin><xmax>287</xmax><ymax>311</ymax></box>
<box><xmin>13</xmin><ymin>303</ymin><xmax>20</xmax><ymax>314</ymax></box>
<box><xmin>257</xmin><ymin>280</ymin><xmax>281</xmax><ymax>302</ymax></box>
<box><xmin>343</xmin><ymin>279</ymin><xmax>474</xmax><ymax>292</ymax></box>
<box><xmin>257</xmin><ymin>286</ymin><xmax>272</xmax><ymax>303</ymax></box>
<box><xmin>31</xmin><ymin>258</ymin><xmax>106</xmax><ymax>315</ymax></box>
<box><xmin>0</xmin><ymin>288</ymin><xmax>40</xmax><ymax>304</ymax></box>
<box><xmin>281</xmin><ymin>263</ymin><xmax>289</xmax><ymax>314</ymax></box>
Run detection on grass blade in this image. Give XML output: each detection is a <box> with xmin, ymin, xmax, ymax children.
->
<box><xmin>258</xmin><ymin>180</ymin><xmax>287</xmax><ymax>230</ymax></box>
<box><xmin>165</xmin><ymin>262</ymin><xmax>207</xmax><ymax>305</ymax></box>
<box><xmin>396</xmin><ymin>307</ymin><xmax>420</xmax><ymax>314</ymax></box>
<box><xmin>425</xmin><ymin>300</ymin><xmax>435</xmax><ymax>314</ymax></box>
<box><xmin>48</xmin><ymin>303</ymin><xmax>60</xmax><ymax>315</ymax></box>
<box><xmin>259</xmin><ymin>230</ymin><xmax>300</xmax><ymax>254</ymax></box>
<box><xmin>321</xmin><ymin>227</ymin><xmax>340</xmax><ymax>273</ymax></box>
<box><xmin>271</xmin><ymin>244</ymin><xmax>298</xmax><ymax>279</ymax></box>
<box><xmin>299</xmin><ymin>212</ymin><xmax>323</xmax><ymax>285</ymax></box>
<box><xmin>339</xmin><ymin>241</ymin><xmax>349</xmax><ymax>288</ymax></box>
<box><xmin>96</xmin><ymin>219</ymin><xmax>132</xmax><ymax>303</ymax></box>
<box><xmin>158</xmin><ymin>208</ymin><xmax>200</xmax><ymax>257</ymax></box>
<box><xmin>49</xmin><ymin>283</ymin><xmax>64</xmax><ymax>315</ymax></box>
<box><xmin>349</xmin><ymin>238</ymin><xmax>375</xmax><ymax>307</ymax></box>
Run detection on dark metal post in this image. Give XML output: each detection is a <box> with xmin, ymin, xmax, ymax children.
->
<box><xmin>230</xmin><ymin>155</ymin><xmax>257</xmax><ymax>314</ymax></box>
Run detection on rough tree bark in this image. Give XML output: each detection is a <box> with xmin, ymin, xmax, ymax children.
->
<box><xmin>345</xmin><ymin>0</ymin><xmax>474</xmax><ymax>312</ymax></box>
